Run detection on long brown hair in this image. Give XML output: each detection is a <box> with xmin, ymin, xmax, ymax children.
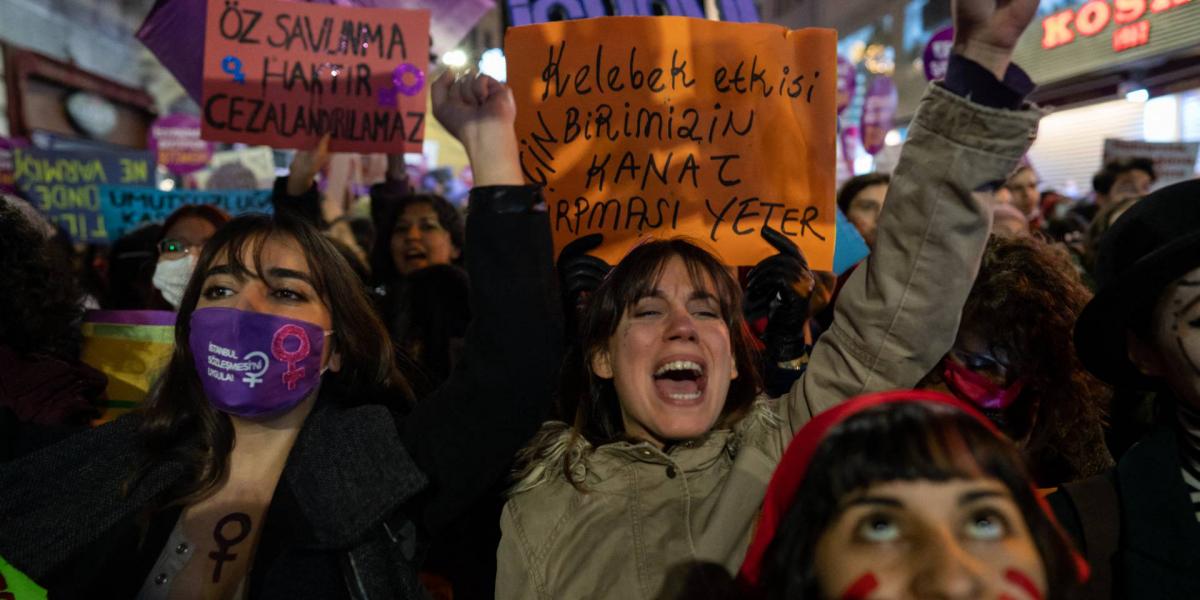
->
<box><xmin>562</xmin><ymin>239</ymin><xmax>762</xmax><ymax>447</ymax></box>
<box><xmin>129</xmin><ymin>213</ymin><xmax>413</xmax><ymax>505</ymax></box>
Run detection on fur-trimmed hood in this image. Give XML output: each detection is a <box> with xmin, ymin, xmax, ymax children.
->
<box><xmin>510</xmin><ymin>399</ymin><xmax>784</xmax><ymax>495</ymax></box>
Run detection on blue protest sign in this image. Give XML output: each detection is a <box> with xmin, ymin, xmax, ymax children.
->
<box><xmin>13</xmin><ymin>147</ymin><xmax>155</xmax><ymax>243</ymax></box>
<box><xmin>832</xmin><ymin>208</ymin><xmax>870</xmax><ymax>276</ymax></box>
<box><xmin>99</xmin><ymin>186</ymin><xmax>273</xmax><ymax>240</ymax></box>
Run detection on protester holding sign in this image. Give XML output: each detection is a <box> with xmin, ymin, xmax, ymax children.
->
<box><xmin>495</xmin><ymin>0</ymin><xmax>1046</xmax><ymax>596</ymax></box>
<box><xmin>0</xmin><ymin>72</ymin><xmax>563</xmax><ymax>600</ymax></box>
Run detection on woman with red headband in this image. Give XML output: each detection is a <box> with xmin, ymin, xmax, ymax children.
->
<box><xmin>737</xmin><ymin>391</ymin><xmax>1087</xmax><ymax>600</ymax></box>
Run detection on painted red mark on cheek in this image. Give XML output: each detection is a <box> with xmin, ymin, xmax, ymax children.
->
<box><xmin>841</xmin><ymin>572</ymin><xmax>879</xmax><ymax>600</ymax></box>
<box><xmin>1004</xmin><ymin>568</ymin><xmax>1044</xmax><ymax>600</ymax></box>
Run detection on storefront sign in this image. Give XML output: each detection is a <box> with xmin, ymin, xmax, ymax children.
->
<box><xmin>1014</xmin><ymin>0</ymin><xmax>1200</xmax><ymax>85</ymax></box>
<box><xmin>507</xmin><ymin>0</ymin><xmax>760</xmax><ymax>26</ymax></box>
<box><xmin>1042</xmin><ymin>0</ymin><xmax>1189</xmax><ymax>51</ymax></box>
<box><xmin>506</xmin><ymin>17</ymin><xmax>837</xmax><ymax>269</ymax></box>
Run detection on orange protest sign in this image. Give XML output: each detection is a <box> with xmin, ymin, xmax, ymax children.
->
<box><xmin>506</xmin><ymin>17</ymin><xmax>837</xmax><ymax>268</ymax></box>
<box><xmin>201</xmin><ymin>0</ymin><xmax>429</xmax><ymax>153</ymax></box>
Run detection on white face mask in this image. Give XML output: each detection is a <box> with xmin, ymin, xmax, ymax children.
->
<box><xmin>152</xmin><ymin>255</ymin><xmax>196</xmax><ymax>309</ymax></box>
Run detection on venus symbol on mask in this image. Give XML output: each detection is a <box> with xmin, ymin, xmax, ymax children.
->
<box><xmin>272</xmin><ymin>325</ymin><xmax>311</xmax><ymax>390</ymax></box>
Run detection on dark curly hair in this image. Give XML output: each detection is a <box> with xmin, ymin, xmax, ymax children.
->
<box><xmin>0</xmin><ymin>197</ymin><xmax>85</xmax><ymax>359</ymax></box>
<box><xmin>920</xmin><ymin>235</ymin><xmax>1113</xmax><ymax>486</ymax></box>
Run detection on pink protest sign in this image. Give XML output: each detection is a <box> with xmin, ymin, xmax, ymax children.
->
<box><xmin>150</xmin><ymin>114</ymin><xmax>214</xmax><ymax>175</ymax></box>
<box><xmin>923</xmin><ymin>26</ymin><xmax>954</xmax><ymax>82</ymax></box>
<box><xmin>860</xmin><ymin>76</ymin><xmax>897</xmax><ymax>156</ymax></box>
<box><xmin>200</xmin><ymin>0</ymin><xmax>430</xmax><ymax>153</ymax></box>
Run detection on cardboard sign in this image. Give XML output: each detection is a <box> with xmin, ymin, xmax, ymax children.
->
<box><xmin>99</xmin><ymin>186</ymin><xmax>274</xmax><ymax>239</ymax></box>
<box><xmin>506</xmin><ymin>17</ymin><xmax>837</xmax><ymax>269</ymax></box>
<box><xmin>80</xmin><ymin>310</ymin><xmax>175</xmax><ymax>425</ymax></box>
<box><xmin>201</xmin><ymin>0</ymin><xmax>430</xmax><ymax>153</ymax></box>
<box><xmin>1103</xmin><ymin>139</ymin><xmax>1200</xmax><ymax>190</ymax></box>
<box><xmin>12</xmin><ymin>148</ymin><xmax>155</xmax><ymax>243</ymax></box>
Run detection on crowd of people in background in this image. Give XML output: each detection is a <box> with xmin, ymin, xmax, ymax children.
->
<box><xmin>1</xmin><ymin>0</ymin><xmax>1199</xmax><ymax>598</ymax></box>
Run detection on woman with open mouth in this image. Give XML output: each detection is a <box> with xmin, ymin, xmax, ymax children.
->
<box><xmin>495</xmin><ymin>0</ymin><xmax>1049</xmax><ymax>597</ymax></box>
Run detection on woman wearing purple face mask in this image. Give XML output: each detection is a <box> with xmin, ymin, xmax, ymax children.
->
<box><xmin>0</xmin><ymin>72</ymin><xmax>563</xmax><ymax>599</ymax></box>
<box><xmin>917</xmin><ymin>234</ymin><xmax>1113</xmax><ymax>488</ymax></box>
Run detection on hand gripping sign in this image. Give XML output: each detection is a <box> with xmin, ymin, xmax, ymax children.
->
<box><xmin>506</xmin><ymin>16</ymin><xmax>837</xmax><ymax>269</ymax></box>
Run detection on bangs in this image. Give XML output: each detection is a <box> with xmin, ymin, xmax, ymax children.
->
<box><xmin>608</xmin><ymin>239</ymin><xmax>742</xmax><ymax>330</ymax></box>
<box><xmin>194</xmin><ymin>215</ymin><xmax>331</xmax><ymax>303</ymax></box>
<box><xmin>817</xmin><ymin>403</ymin><xmax>1020</xmax><ymax>501</ymax></box>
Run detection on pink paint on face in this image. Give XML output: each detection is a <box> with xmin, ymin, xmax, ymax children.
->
<box><xmin>1005</xmin><ymin>568</ymin><xmax>1044</xmax><ymax>600</ymax></box>
<box><xmin>841</xmin><ymin>572</ymin><xmax>879</xmax><ymax>600</ymax></box>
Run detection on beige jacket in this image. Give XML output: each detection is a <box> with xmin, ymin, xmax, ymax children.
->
<box><xmin>496</xmin><ymin>84</ymin><xmax>1043</xmax><ymax>600</ymax></box>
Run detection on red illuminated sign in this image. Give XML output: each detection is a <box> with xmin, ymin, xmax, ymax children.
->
<box><xmin>1041</xmin><ymin>0</ymin><xmax>1191</xmax><ymax>50</ymax></box>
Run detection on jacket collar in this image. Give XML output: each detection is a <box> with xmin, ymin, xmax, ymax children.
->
<box><xmin>273</xmin><ymin>399</ymin><xmax>427</xmax><ymax>549</ymax></box>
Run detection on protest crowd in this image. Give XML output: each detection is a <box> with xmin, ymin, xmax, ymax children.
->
<box><xmin>1</xmin><ymin>0</ymin><xmax>1200</xmax><ymax>599</ymax></box>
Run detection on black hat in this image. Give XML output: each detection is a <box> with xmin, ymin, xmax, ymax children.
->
<box><xmin>1074</xmin><ymin>179</ymin><xmax>1200</xmax><ymax>388</ymax></box>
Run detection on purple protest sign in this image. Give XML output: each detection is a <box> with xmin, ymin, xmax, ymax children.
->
<box><xmin>923</xmin><ymin>26</ymin><xmax>954</xmax><ymax>82</ymax></box>
<box><xmin>0</xmin><ymin>137</ymin><xmax>19</xmax><ymax>195</ymax></box>
<box><xmin>836</xmin><ymin>55</ymin><xmax>856</xmax><ymax>116</ymax></box>
<box><xmin>149</xmin><ymin>114</ymin><xmax>214</xmax><ymax>175</ymax></box>
<box><xmin>860</xmin><ymin>76</ymin><xmax>898</xmax><ymax>156</ymax></box>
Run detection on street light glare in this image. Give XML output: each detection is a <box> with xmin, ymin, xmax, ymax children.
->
<box><xmin>442</xmin><ymin>49</ymin><xmax>468</xmax><ymax>68</ymax></box>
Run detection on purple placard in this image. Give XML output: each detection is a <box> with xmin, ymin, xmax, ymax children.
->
<box><xmin>85</xmin><ymin>309</ymin><xmax>178</xmax><ymax>327</ymax></box>
<box><xmin>860</xmin><ymin>76</ymin><xmax>898</xmax><ymax>156</ymax></box>
<box><xmin>836</xmin><ymin>55</ymin><xmax>856</xmax><ymax>116</ymax></box>
<box><xmin>923</xmin><ymin>26</ymin><xmax>954</xmax><ymax>82</ymax></box>
<box><xmin>0</xmin><ymin>136</ymin><xmax>18</xmax><ymax>194</ymax></box>
<box><xmin>507</xmin><ymin>0</ymin><xmax>758</xmax><ymax>26</ymax></box>
<box><xmin>149</xmin><ymin>114</ymin><xmax>214</xmax><ymax>175</ymax></box>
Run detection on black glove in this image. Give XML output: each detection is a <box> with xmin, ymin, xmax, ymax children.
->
<box><xmin>744</xmin><ymin>226</ymin><xmax>815</xmax><ymax>363</ymax></box>
<box><xmin>557</xmin><ymin>233</ymin><xmax>610</xmax><ymax>336</ymax></box>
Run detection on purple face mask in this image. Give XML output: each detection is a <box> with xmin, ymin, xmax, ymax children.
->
<box><xmin>189</xmin><ymin>307</ymin><xmax>329</xmax><ymax>418</ymax></box>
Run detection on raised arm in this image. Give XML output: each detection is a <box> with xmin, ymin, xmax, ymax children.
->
<box><xmin>400</xmin><ymin>72</ymin><xmax>564</xmax><ymax>535</ymax></box>
<box><xmin>270</xmin><ymin>134</ymin><xmax>331</xmax><ymax>229</ymax></box>
<box><xmin>777</xmin><ymin>0</ymin><xmax>1043</xmax><ymax>433</ymax></box>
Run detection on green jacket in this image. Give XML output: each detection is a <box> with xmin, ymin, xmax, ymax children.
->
<box><xmin>496</xmin><ymin>83</ymin><xmax>1044</xmax><ymax>600</ymax></box>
